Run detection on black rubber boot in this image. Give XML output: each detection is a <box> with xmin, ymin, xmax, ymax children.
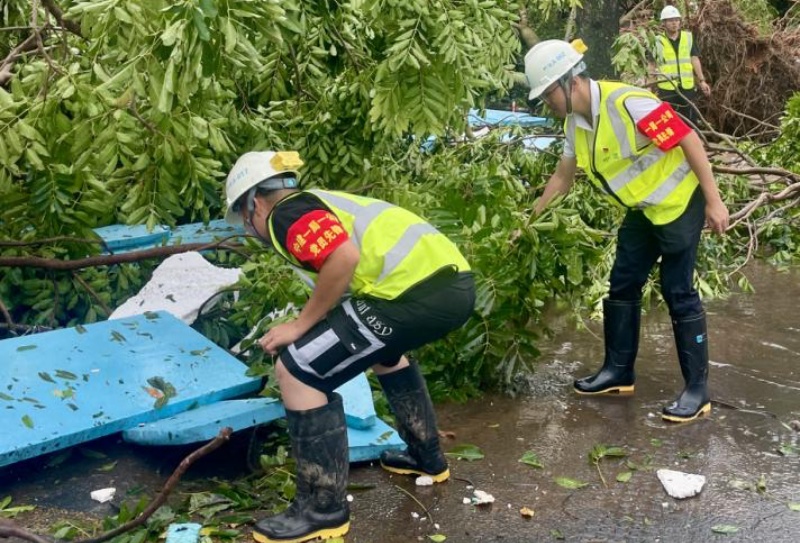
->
<box><xmin>378</xmin><ymin>361</ymin><xmax>449</xmax><ymax>483</ymax></box>
<box><xmin>662</xmin><ymin>312</ymin><xmax>711</xmax><ymax>423</ymax></box>
<box><xmin>252</xmin><ymin>394</ymin><xmax>350</xmax><ymax>543</ymax></box>
<box><xmin>574</xmin><ymin>299</ymin><xmax>640</xmax><ymax>395</ymax></box>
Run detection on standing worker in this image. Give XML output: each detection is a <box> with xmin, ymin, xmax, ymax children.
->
<box><xmin>651</xmin><ymin>5</ymin><xmax>712</xmax><ymax>125</ymax></box>
<box><xmin>224</xmin><ymin>151</ymin><xmax>475</xmax><ymax>542</ymax></box>
<box><xmin>524</xmin><ymin>40</ymin><xmax>729</xmax><ymax>423</ymax></box>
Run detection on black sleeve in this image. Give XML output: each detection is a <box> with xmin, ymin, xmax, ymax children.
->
<box><xmin>690</xmin><ymin>33</ymin><xmax>699</xmax><ymax>57</ymax></box>
<box><xmin>270</xmin><ymin>192</ymin><xmax>334</xmax><ymax>251</ymax></box>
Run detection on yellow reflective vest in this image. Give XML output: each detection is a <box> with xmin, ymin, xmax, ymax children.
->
<box><xmin>567</xmin><ymin>81</ymin><xmax>699</xmax><ymax>225</ymax></box>
<box><xmin>656</xmin><ymin>31</ymin><xmax>695</xmax><ymax>91</ymax></box>
<box><xmin>268</xmin><ymin>190</ymin><xmax>470</xmax><ymax>299</ymax></box>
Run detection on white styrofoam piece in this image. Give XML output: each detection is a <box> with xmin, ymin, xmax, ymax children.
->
<box><xmin>110</xmin><ymin>252</ymin><xmax>241</xmax><ymax>324</ymax></box>
<box><xmin>90</xmin><ymin>487</ymin><xmax>116</xmax><ymax>503</ymax></box>
<box><xmin>657</xmin><ymin>469</ymin><xmax>707</xmax><ymax>499</ymax></box>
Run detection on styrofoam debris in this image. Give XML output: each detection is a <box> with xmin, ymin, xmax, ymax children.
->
<box><xmin>462</xmin><ymin>497</ymin><xmax>472</xmax><ymax>504</ymax></box>
<box><xmin>415</xmin><ymin>475</ymin><xmax>434</xmax><ymax>486</ymax></box>
<box><xmin>411</xmin><ymin>512</ymin><xmax>420</xmax><ymax>519</ymax></box>
<box><xmin>110</xmin><ymin>252</ymin><xmax>241</xmax><ymax>324</ymax></box>
<box><xmin>90</xmin><ymin>487</ymin><xmax>116</xmax><ymax>503</ymax></box>
<box><xmin>346</xmin><ymin>494</ymin><xmax>354</xmax><ymax>502</ymax></box>
<box><xmin>657</xmin><ymin>469</ymin><xmax>706</xmax><ymax>499</ymax></box>
<box><xmin>471</xmin><ymin>490</ymin><xmax>495</xmax><ymax>505</ymax></box>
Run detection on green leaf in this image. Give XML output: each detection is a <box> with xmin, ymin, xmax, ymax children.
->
<box><xmin>555</xmin><ymin>477</ymin><xmax>588</xmax><ymax>490</ymax></box>
<box><xmin>429</xmin><ymin>535</ymin><xmax>447</xmax><ymax>542</ymax></box>
<box><xmin>616</xmin><ymin>471</ymin><xmax>633</xmax><ymax>483</ymax></box>
<box><xmin>54</xmin><ymin>370</ymin><xmax>78</xmax><ymax>380</ymax></box>
<box><xmin>444</xmin><ymin>444</ymin><xmax>485</xmax><ymax>462</ymax></box>
<box><xmin>38</xmin><ymin>372</ymin><xmax>56</xmax><ymax>383</ymax></box>
<box><xmin>21</xmin><ymin>415</ymin><xmax>34</xmax><ymax>429</ymax></box>
<box><xmin>711</xmin><ymin>525</ymin><xmax>739</xmax><ymax>534</ymax></box>
<box><xmin>518</xmin><ymin>451</ymin><xmax>543</xmax><ymax>469</ymax></box>
<box><xmin>16</xmin><ymin>345</ymin><xmax>37</xmax><ymax>352</ymax></box>
<box><xmin>788</xmin><ymin>503</ymin><xmax>800</xmax><ymax>512</ymax></box>
<box><xmin>97</xmin><ymin>461</ymin><xmax>118</xmax><ymax>472</ymax></box>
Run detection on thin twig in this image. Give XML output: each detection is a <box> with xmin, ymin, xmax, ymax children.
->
<box><xmin>392</xmin><ymin>484</ymin><xmax>435</xmax><ymax>524</ymax></box>
<box><xmin>77</xmin><ymin>427</ymin><xmax>233</xmax><ymax>543</ymax></box>
<box><xmin>72</xmin><ymin>271</ymin><xmax>112</xmax><ymax>316</ymax></box>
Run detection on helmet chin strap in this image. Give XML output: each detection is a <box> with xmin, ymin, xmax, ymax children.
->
<box><xmin>559</xmin><ymin>75</ymin><xmax>575</xmax><ymax>116</ymax></box>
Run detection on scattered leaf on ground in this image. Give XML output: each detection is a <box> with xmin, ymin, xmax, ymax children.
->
<box><xmin>617</xmin><ymin>471</ymin><xmax>633</xmax><ymax>483</ymax></box>
<box><xmin>788</xmin><ymin>502</ymin><xmax>800</xmax><ymax>511</ymax></box>
<box><xmin>97</xmin><ymin>461</ymin><xmax>117</xmax><ymax>472</ymax></box>
<box><xmin>75</xmin><ymin>324</ymin><xmax>87</xmax><ymax>334</ymax></box>
<box><xmin>54</xmin><ymin>370</ymin><xmax>77</xmax><ymax>380</ymax></box>
<box><xmin>429</xmin><ymin>535</ymin><xmax>447</xmax><ymax>542</ymax></box>
<box><xmin>445</xmin><ymin>444</ymin><xmax>485</xmax><ymax>461</ymax></box>
<box><xmin>21</xmin><ymin>415</ymin><xmax>34</xmax><ymax>428</ymax></box>
<box><xmin>650</xmin><ymin>438</ymin><xmax>663</xmax><ymax>447</ymax></box>
<box><xmin>519</xmin><ymin>451</ymin><xmax>544</xmax><ymax>468</ymax></box>
<box><xmin>38</xmin><ymin>372</ymin><xmax>55</xmax><ymax>383</ymax></box>
<box><xmin>555</xmin><ymin>477</ymin><xmax>588</xmax><ymax>490</ymax></box>
<box><xmin>711</xmin><ymin>525</ymin><xmax>739</xmax><ymax>534</ymax></box>
<box><xmin>16</xmin><ymin>345</ymin><xmax>37</xmax><ymax>352</ymax></box>
<box><xmin>519</xmin><ymin>506</ymin><xmax>535</xmax><ymax>518</ymax></box>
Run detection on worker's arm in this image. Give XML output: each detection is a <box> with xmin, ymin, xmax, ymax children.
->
<box><xmin>260</xmin><ymin>240</ymin><xmax>360</xmax><ymax>354</ymax></box>
<box><xmin>691</xmin><ymin>56</ymin><xmax>711</xmax><ymax>96</ymax></box>
<box><xmin>678</xmin><ymin>131</ymin><xmax>728</xmax><ymax>234</ymax></box>
<box><xmin>534</xmin><ymin>155</ymin><xmax>577</xmax><ymax>215</ymax></box>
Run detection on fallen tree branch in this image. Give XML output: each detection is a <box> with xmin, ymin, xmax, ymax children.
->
<box><xmin>77</xmin><ymin>427</ymin><xmax>233</xmax><ymax>543</ymax></box>
<box><xmin>41</xmin><ymin>0</ymin><xmax>83</xmax><ymax>37</ymax></box>
<box><xmin>0</xmin><ymin>520</ymin><xmax>52</xmax><ymax>543</ymax></box>
<box><xmin>0</xmin><ymin>237</ymin><xmax>248</xmax><ymax>271</ymax></box>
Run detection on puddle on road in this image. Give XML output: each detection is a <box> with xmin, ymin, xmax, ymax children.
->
<box><xmin>2</xmin><ymin>263</ymin><xmax>799</xmax><ymax>542</ymax></box>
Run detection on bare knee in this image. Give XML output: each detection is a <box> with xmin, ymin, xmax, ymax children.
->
<box><xmin>372</xmin><ymin>355</ymin><xmax>410</xmax><ymax>376</ymax></box>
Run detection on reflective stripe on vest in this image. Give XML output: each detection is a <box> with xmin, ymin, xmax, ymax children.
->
<box><xmin>656</xmin><ymin>31</ymin><xmax>695</xmax><ymax>91</ymax></box>
<box><xmin>569</xmin><ymin>81</ymin><xmax>698</xmax><ymax>225</ymax></box>
<box><xmin>268</xmin><ymin>190</ymin><xmax>470</xmax><ymax>299</ymax></box>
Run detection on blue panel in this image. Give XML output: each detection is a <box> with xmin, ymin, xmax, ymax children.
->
<box><xmin>347</xmin><ymin>418</ymin><xmax>405</xmax><ymax>463</ymax></box>
<box><xmin>0</xmin><ymin>311</ymin><xmax>261</xmax><ymax>468</ymax></box>
<box><xmin>93</xmin><ymin>224</ymin><xmax>171</xmax><ymax>252</ymax></box>
<box><xmin>123</xmin><ymin>398</ymin><xmax>286</xmax><ymax>445</ymax></box>
<box><xmin>169</xmin><ymin>220</ymin><xmax>246</xmax><ymax>246</ymax></box>
<box><xmin>338</xmin><ymin>373</ymin><xmax>376</xmax><ymax>430</ymax></box>
<box><xmin>166</xmin><ymin>524</ymin><xmax>202</xmax><ymax>543</ymax></box>
<box><xmin>467</xmin><ymin>108</ymin><xmax>549</xmax><ymax>128</ymax></box>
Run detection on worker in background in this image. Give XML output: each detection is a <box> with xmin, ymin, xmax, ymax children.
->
<box><xmin>650</xmin><ymin>5</ymin><xmax>711</xmax><ymax>125</ymax></box>
<box><xmin>524</xmin><ymin>40</ymin><xmax>729</xmax><ymax>423</ymax></box>
<box><xmin>224</xmin><ymin>151</ymin><xmax>475</xmax><ymax>542</ymax></box>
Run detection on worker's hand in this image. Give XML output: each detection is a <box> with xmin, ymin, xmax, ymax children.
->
<box><xmin>699</xmin><ymin>81</ymin><xmax>711</xmax><ymax>97</ymax></box>
<box><xmin>259</xmin><ymin>320</ymin><xmax>305</xmax><ymax>355</ymax></box>
<box><xmin>705</xmin><ymin>199</ymin><xmax>729</xmax><ymax>235</ymax></box>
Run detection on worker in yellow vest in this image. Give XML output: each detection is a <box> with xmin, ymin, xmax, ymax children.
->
<box><xmin>650</xmin><ymin>5</ymin><xmax>711</xmax><ymax>124</ymax></box>
<box><xmin>224</xmin><ymin>151</ymin><xmax>475</xmax><ymax>543</ymax></box>
<box><xmin>524</xmin><ymin>40</ymin><xmax>728</xmax><ymax>424</ymax></box>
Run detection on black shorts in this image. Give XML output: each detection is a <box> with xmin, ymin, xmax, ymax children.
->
<box><xmin>279</xmin><ymin>271</ymin><xmax>475</xmax><ymax>394</ymax></box>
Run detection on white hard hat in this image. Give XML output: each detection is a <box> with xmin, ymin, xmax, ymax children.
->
<box><xmin>224</xmin><ymin>151</ymin><xmax>303</xmax><ymax>224</ymax></box>
<box><xmin>524</xmin><ymin>40</ymin><xmax>585</xmax><ymax>100</ymax></box>
<box><xmin>660</xmin><ymin>5</ymin><xmax>682</xmax><ymax>20</ymax></box>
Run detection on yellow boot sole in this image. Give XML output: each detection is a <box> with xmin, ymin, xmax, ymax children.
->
<box><xmin>662</xmin><ymin>402</ymin><xmax>711</xmax><ymax>423</ymax></box>
<box><xmin>380</xmin><ymin>463</ymin><xmax>450</xmax><ymax>483</ymax></box>
<box><xmin>252</xmin><ymin>521</ymin><xmax>350</xmax><ymax>543</ymax></box>
<box><xmin>574</xmin><ymin>384</ymin><xmax>635</xmax><ymax>396</ymax></box>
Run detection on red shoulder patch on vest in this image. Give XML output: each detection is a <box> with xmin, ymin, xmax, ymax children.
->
<box><xmin>286</xmin><ymin>209</ymin><xmax>349</xmax><ymax>271</ymax></box>
<box><xmin>636</xmin><ymin>102</ymin><xmax>691</xmax><ymax>151</ymax></box>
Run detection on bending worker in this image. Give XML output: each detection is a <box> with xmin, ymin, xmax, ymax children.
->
<box><xmin>525</xmin><ymin>40</ymin><xmax>729</xmax><ymax>423</ymax></box>
<box><xmin>650</xmin><ymin>5</ymin><xmax>711</xmax><ymax>124</ymax></box>
<box><xmin>224</xmin><ymin>151</ymin><xmax>475</xmax><ymax>542</ymax></box>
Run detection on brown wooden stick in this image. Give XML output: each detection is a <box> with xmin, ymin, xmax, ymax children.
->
<box><xmin>0</xmin><ymin>520</ymin><xmax>52</xmax><ymax>543</ymax></box>
<box><xmin>77</xmin><ymin>427</ymin><xmax>233</xmax><ymax>543</ymax></box>
<box><xmin>0</xmin><ymin>238</ymin><xmax>247</xmax><ymax>271</ymax></box>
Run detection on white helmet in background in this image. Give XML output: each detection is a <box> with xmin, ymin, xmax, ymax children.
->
<box><xmin>224</xmin><ymin>151</ymin><xmax>303</xmax><ymax>224</ymax></box>
<box><xmin>524</xmin><ymin>39</ymin><xmax>586</xmax><ymax>100</ymax></box>
<box><xmin>660</xmin><ymin>5</ymin><xmax>682</xmax><ymax>20</ymax></box>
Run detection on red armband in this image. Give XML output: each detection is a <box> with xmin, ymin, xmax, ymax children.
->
<box><xmin>286</xmin><ymin>209</ymin><xmax>349</xmax><ymax>271</ymax></box>
<box><xmin>636</xmin><ymin>102</ymin><xmax>691</xmax><ymax>151</ymax></box>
